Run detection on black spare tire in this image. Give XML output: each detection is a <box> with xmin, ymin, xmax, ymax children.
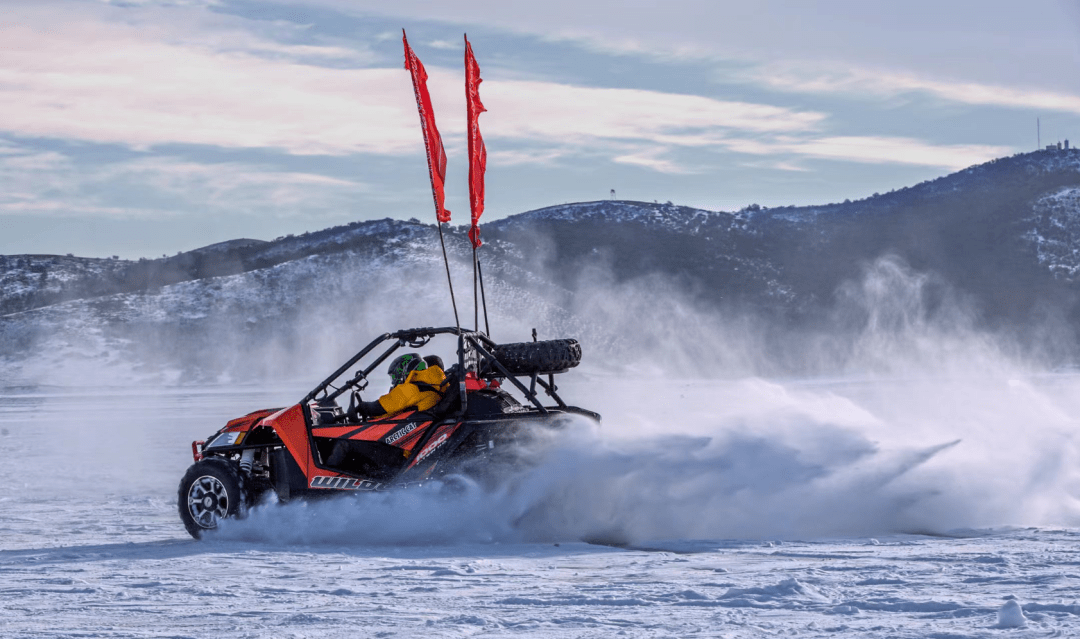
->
<box><xmin>493</xmin><ymin>338</ymin><xmax>581</xmax><ymax>375</ymax></box>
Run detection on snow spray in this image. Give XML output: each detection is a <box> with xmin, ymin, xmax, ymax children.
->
<box><xmin>212</xmin><ymin>256</ymin><xmax>1080</xmax><ymax>545</ymax></box>
<box><xmin>9</xmin><ymin>251</ymin><xmax>1080</xmax><ymax>545</ymax></box>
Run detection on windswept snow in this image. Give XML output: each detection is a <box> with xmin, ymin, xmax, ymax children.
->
<box><xmin>3</xmin><ymin>372</ymin><xmax>1080</xmax><ymax>637</ymax></box>
<box><xmin>997</xmin><ymin>599</ymin><xmax>1029</xmax><ymax>629</ymax></box>
<box><xmin>4</xmin><ymin>526</ymin><xmax>1077</xmax><ymax>638</ymax></box>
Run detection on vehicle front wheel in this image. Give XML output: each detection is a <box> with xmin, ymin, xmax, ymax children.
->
<box><xmin>177</xmin><ymin>458</ymin><xmax>248</xmax><ymax>539</ymax></box>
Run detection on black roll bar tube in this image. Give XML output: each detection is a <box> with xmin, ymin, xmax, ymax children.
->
<box><xmin>470</xmin><ymin>330</ymin><xmax>498</xmax><ymax>350</ymax></box>
<box><xmin>456</xmin><ymin>332</ymin><xmax>468</xmax><ymax>416</ymax></box>
<box><xmin>304</xmin><ymin>327</ymin><xmax>465</xmax><ymax>404</ymax></box>
<box><xmin>535</xmin><ymin>376</ymin><xmax>568</xmax><ymax>409</ymax></box>
<box><xmin>303</xmin><ymin>332</ymin><xmax>391</xmax><ymax>404</ymax></box>
<box><xmin>390</xmin><ymin>326</ymin><xmax>462</xmax><ymax>342</ymax></box>
<box><xmin>326</xmin><ymin>340</ymin><xmax>402</xmax><ymax>402</ymax></box>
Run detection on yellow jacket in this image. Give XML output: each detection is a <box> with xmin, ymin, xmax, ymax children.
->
<box><xmin>373</xmin><ymin>365</ymin><xmax>447</xmax><ymax>419</ymax></box>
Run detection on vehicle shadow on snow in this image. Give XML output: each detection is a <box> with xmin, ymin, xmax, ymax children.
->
<box><xmin>0</xmin><ymin>526</ymin><xmax>1020</xmax><ymax>569</ymax></box>
<box><xmin>0</xmin><ymin>531</ymin><xmax>560</xmax><ymax>568</ymax></box>
<box><xmin>0</xmin><ymin>538</ymin><xmax>245</xmax><ymax>566</ymax></box>
<box><xmin>0</xmin><ymin>535</ymin><xmax>632</xmax><ymax>566</ymax></box>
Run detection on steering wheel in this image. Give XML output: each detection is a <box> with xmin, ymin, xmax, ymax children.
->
<box><xmin>346</xmin><ymin>389</ymin><xmax>366</xmax><ymax>423</ymax></box>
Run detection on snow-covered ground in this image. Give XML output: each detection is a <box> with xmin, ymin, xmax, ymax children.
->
<box><xmin>3</xmin><ymin>373</ymin><xmax>1080</xmax><ymax>637</ymax></box>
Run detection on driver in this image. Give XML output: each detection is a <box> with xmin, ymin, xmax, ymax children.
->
<box><xmin>353</xmin><ymin>352</ymin><xmax>447</xmax><ymax>420</ymax></box>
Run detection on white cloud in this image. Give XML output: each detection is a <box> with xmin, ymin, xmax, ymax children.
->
<box><xmin>0</xmin><ymin>6</ymin><xmax>415</xmax><ymax>156</ymax></box>
<box><xmin>0</xmin><ymin>149</ymin><xmax>70</xmax><ymax>172</ymax></box>
<box><xmin>0</xmin><ymin>147</ymin><xmax>163</xmax><ymax>218</ymax></box>
<box><xmin>0</xmin><ymin>1</ymin><xmax>1027</xmax><ymax>181</ymax></box>
<box><xmin>110</xmin><ymin>158</ymin><xmax>368</xmax><ymax>212</ymax></box>
<box><xmin>288</xmin><ymin>0</ymin><xmax>1080</xmax><ymax>115</ymax></box>
<box><xmin>612</xmin><ymin>148</ymin><xmax>692</xmax><ymax>175</ymax></box>
<box><xmin>739</xmin><ymin>159</ymin><xmax>811</xmax><ymax>173</ymax></box>
<box><xmin>724</xmin><ymin>136</ymin><xmax>1010</xmax><ymax>171</ymax></box>
<box><xmin>747</xmin><ymin>63</ymin><xmax>1080</xmax><ymax>116</ymax></box>
<box><xmin>482</xmin><ymin>80</ymin><xmax>824</xmax><ymax>141</ymax></box>
<box><xmin>0</xmin><ymin>5</ymin><xmax>828</xmax><ymax>164</ymax></box>
<box><xmin>0</xmin><ymin>142</ymin><xmax>368</xmax><ymax>219</ymax></box>
<box><xmin>487</xmin><ymin>148</ymin><xmax>568</xmax><ymax>166</ymax></box>
<box><xmin>427</xmin><ymin>39</ymin><xmax>460</xmax><ymax>50</ymax></box>
<box><xmin>97</xmin><ymin>0</ymin><xmax>221</xmax><ymax>6</ymax></box>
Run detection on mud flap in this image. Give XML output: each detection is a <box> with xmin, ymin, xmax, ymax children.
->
<box><xmin>270</xmin><ymin>447</ymin><xmax>306</xmax><ymax>502</ymax></box>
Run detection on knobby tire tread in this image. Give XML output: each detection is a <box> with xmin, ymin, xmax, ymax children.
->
<box><xmin>493</xmin><ymin>339</ymin><xmax>581</xmax><ymax>375</ymax></box>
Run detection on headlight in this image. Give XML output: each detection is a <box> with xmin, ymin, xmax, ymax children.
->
<box><xmin>206</xmin><ymin>431</ymin><xmax>246</xmax><ymax>448</ymax></box>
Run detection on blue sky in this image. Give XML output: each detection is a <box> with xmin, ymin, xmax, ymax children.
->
<box><xmin>2</xmin><ymin>0</ymin><xmax>1079</xmax><ymax>258</ymax></box>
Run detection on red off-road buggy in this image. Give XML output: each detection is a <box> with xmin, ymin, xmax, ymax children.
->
<box><xmin>178</xmin><ymin>327</ymin><xmax>598</xmax><ymax>539</ymax></box>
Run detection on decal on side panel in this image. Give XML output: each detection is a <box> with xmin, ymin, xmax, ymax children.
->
<box><xmin>309</xmin><ymin>476</ymin><xmax>382</xmax><ymax>491</ymax></box>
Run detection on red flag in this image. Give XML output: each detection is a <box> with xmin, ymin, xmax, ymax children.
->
<box><xmin>464</xmin><ymin>35</ymin><xmax>487</xmax><ymax>248</ymax></box>
<box><xmin>403</xmin><ymin>31</ymin><xmax>451</xmax><ymax>224</ymax></box>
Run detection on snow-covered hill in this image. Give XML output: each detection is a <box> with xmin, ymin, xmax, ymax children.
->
<box><xmin>1023</xmin><ymin>186</ymin><xmax>1080</xmax><ymax>282</ymax></box>
<box><xmin>0</xmin><ymin>254</ymin><xmax>131</xmax><ymax>316</ymax></box>
<box><xmin>4</xmin><ymin>148</ymin><xmax>1080</xmax><ymax>381</ymax></box>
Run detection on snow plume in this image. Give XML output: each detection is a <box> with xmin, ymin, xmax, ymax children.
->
<box><xmin>517</xmin><ymin>374</ymin><xmax>1080</xmax><ymax>541</ymax></box>
<box><xmin>0</xmin><ymin>230</ymin><xmax>584</xmax><ymax>388</ymax></box>
<box><xmin>0</xmin><ymin>247</ymin><xmax>465</xmax><ymax>387</ymax></box>
<box><xmin>7</xmin><ymin>240</ymin><xmax>1080</xmax><ymax>542</ymax></box>
<box><xmin>556</xmin><ymin>253</ymin><xmax>1035</xmax><ymax>379</ymax></box>
<box><xmin>824</xmin><ymin>255</ymin><xmax>1028</xmax><ymax>377</ymax></box>
<box><xmin>555</xmin><ymin>264</ymin><xmax>764</xmax><ymax>378</ymax></box>
<box><xmin>213</xmin><ymin>368</ymin><xmax>1080</xmax><ymax>546</ymax></box>
<box><xmin>0</xmin><ymin>240</ymin><xmax>1050</xmax><ymax>386</ymax></box>
<box><xmin>206</xmin><ymin>254</ymin><xmax>1080</xmax><ymax>544</ymax></box>
<box><xmin>527</xmin><ymin>255</ymin><xmax>1080</xmax><ymax>539</ymax></box>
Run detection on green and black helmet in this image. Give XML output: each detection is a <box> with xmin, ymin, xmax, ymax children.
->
<box><xmin>387</xmin><ymin>352</ymin><xmax>426</xmax><ymax>386</ymax></box>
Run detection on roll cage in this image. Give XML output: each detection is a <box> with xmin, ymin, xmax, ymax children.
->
<box><xmin>302</xmin><ymin>327</ymin><xmax>569</xmax><ymax>417</ymax></box>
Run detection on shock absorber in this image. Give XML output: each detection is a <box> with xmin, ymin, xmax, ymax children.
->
<box><xmin>239</xmin><ymin>448</ymin><xmax>256</xmax><ymax>473</ymax></box>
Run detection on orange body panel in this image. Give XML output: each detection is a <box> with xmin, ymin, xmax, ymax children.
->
<box><xmin>309</xmin><ymin>410</ymin><xmax>433</xmax><ymax>453</ymax></box>
<box><xmin>223</xmin><ymin>408</ymin><xmax>278</xmax><ymax>432</ymax></box>
<box><xmin>263</xmin><ymin>404</ymin><xmax>467</xmax><ymax>489</ymax></box>
<box><xmin>262</xmin><ymin>404</ymin><xmax>313</xmax><ymax>476</ymax></box>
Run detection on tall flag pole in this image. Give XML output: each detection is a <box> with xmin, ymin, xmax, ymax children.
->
<box><xmin>403</xmin><ymin>30</ymin><xmax>459</xmax><ymax>329</ymax></box>
<box><xmin>465</xmin><ymin>34</ymin><xmax>490</xmax><ymax>335</ymax></box>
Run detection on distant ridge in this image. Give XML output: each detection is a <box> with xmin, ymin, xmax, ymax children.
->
<box><xmin>4</xmin><ymin>148</ymin><xmax>1080</xmax><ymax>376</ymax></box>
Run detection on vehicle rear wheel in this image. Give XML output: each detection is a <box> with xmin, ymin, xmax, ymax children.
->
<box><xmin>178</xmin><ymin>458</ymin><xmax>248</xmax><ymax>539</ymax></box>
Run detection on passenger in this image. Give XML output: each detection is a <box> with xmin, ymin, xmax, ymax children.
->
<box><xmin>353</xmin><ymin>352</ymin><xmax>447</xmax><ymax>420</ymax></box>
